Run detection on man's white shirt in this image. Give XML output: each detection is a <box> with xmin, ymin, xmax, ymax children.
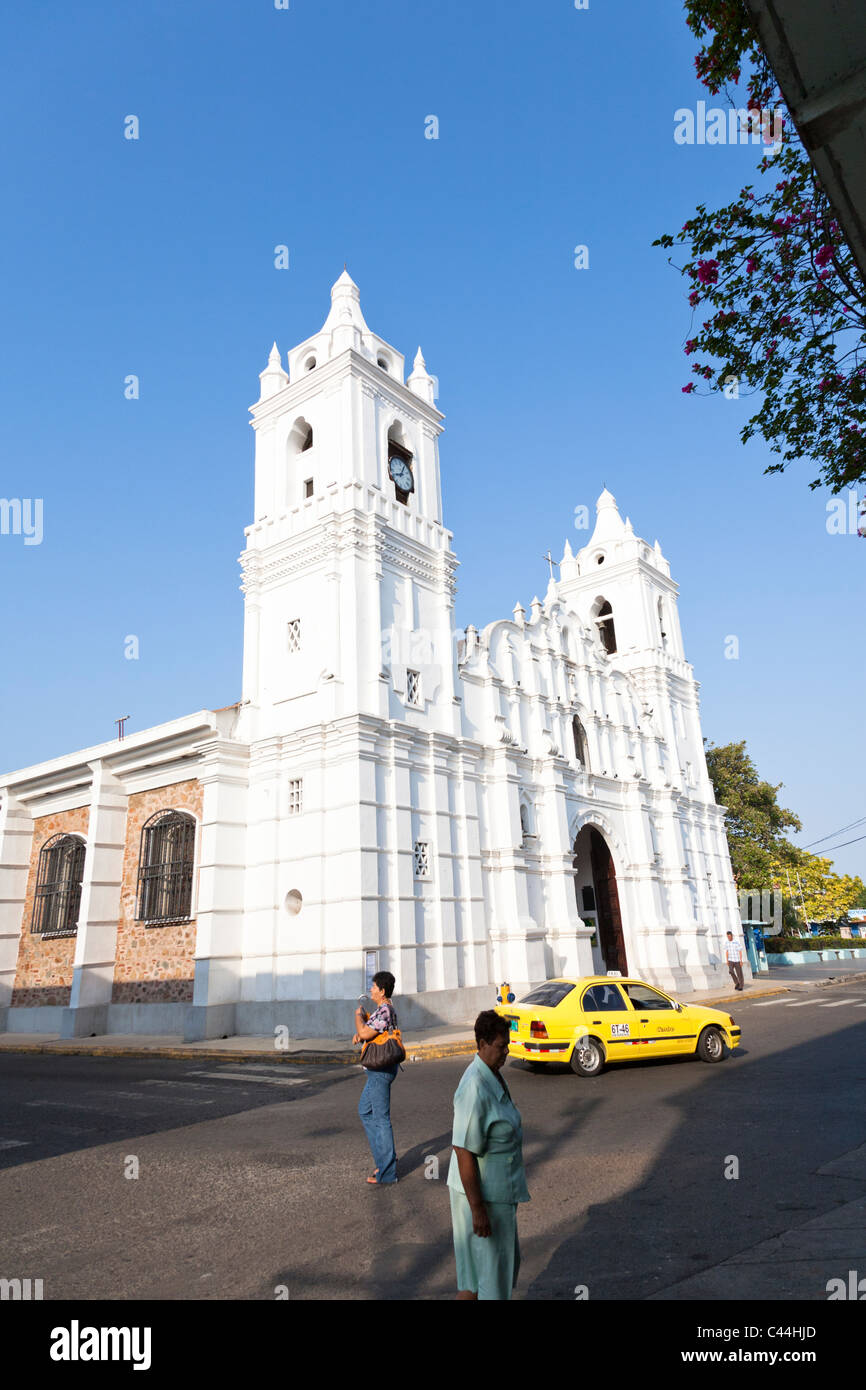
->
<box><xmin>725</xmin><ymin>937</ymin><xmax>745</xmax><ymax>962</ymax></box>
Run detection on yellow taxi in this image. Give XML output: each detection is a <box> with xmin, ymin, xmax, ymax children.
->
<box><xmin>496</xmin><ymin>975</ymin><xmax>741</xmax><ymax>1077</ymax></box>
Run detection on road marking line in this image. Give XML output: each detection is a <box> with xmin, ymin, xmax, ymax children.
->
<box><xmin>817</xmin><ymin>1000</ymin><xmax>857</xmax><ymax>1007</ymax></box>
<box><xmin>25</xmin><ymin>1099</ymin><xmax>115</xmax><ymax>1111</ymax></box>
<box><xmin>0</xmin><ymin>1138</ymin><xmax>30</xmax><ymax>1150</ymax></box>
<box><xmin>786</xmin><ymin>1000</ymin><xmax>820</xmax><ymax>1007</ymax></box>
<box><xmin>94</xmin><ymin>1090</ymin><xmax>168</xmax><ymax>1101</ymax></box>
<box><xmin>753</xmin><ymin>999</ymin><xmax>786</xmax><ymax>1006</ymax></box>
<box><xmin>138</xmin><ymin>1078</ymin><xmax>222</xmax><ymax>1090</ymax></box>
<box><xmin>185</xmin><ymin>1069</ymin><xmax>306</xmax><ymax>1087</ymax></box>
<box><xmin>229</xmin><ymin>1063</ymin><xmax>304</xmax><ymax>1073</ymax></box>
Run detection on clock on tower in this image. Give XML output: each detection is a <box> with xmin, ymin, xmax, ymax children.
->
<box><xmin>388</xmin><ymin>446</ymin><xmax>414</xmax><ymax>504</ymax></box>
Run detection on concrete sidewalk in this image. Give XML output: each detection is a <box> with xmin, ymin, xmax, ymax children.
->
<box><xmin>1</xmin><ymin>966</ymin><xmax>863</xmax><ymax>1064</ymax></box>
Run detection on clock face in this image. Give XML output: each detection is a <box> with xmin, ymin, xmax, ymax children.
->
<box><xmin>388</xmin><ymin>455</ymin><xmax>414</xmax><ymax>492</ymax></box>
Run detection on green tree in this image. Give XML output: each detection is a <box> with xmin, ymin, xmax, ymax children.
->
<box><xmin>769</xmin><ymin>851</ymin><xmax>865</xmax><ymax>924</ymax></box>
<box><xmin>654</xmin><ymin>1</ymin><xmax>866</xmax><ymax>493</ymax></box>
<box><xmin>705</xmin><ymin>739</ymin><xmax>801</xmax><ymax>885</ymax></box>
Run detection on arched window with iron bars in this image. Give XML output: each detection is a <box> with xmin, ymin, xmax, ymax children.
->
<box><xmin>31</xmin><ymin>834</ymin><xmax>86</xmax><ymax>937</ymax></box>
<box><xmin>135</xmin><ymin>810</ymin><xmax>196</xmax><ymax>925</ymax></box>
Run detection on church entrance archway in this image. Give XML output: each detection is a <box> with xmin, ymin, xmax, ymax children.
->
<box><xmin>573</xmin><ymin>826</ymin><xmax>628</xmax><ymax>976</ymax></box>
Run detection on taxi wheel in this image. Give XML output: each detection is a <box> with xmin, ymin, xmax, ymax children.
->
<box><xmin>570</xmin><ymin>1037</ymin><xmax>605</xmax><ymax>1077</ymax></box>
<box><xmin>696</xmin><ymin>1026</ymin><xmax>725</xmax><ymax>1063</ymax></box>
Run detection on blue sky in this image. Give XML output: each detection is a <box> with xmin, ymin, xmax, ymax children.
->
<box><xmin>1</xmin><ymin>1</ymin><xmax>862</xmax><ymax>878</ymax></box>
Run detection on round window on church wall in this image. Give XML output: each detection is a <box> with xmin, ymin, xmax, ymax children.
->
<box><xmin>285</xmin><ymin>889</ymin><xmax>303</xmax><ymax>916</ymax></box>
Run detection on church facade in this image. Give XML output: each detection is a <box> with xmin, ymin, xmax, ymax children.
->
<box><xmin>0</xmin><ymin>273</ymin><xmax>745</xmax><ymax>1041</ymax></box>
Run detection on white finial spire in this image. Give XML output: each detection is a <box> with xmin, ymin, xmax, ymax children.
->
<box><xmin>321</xmin><ymin>268</ymin><xmax>370</xmax><ymax>349</ymax></box>
<box><xmin>258</xmin><ymin>341</ymin><xmax>288</xmax><ymax>401</ymax></box>
<box><xmin>331</xmin><ymin>267</ymin><xmax>360</xmax><ymax>297</ymax></box>
<box><xmin>587</xmin><ymin>486</ymin><xmax>626</xmax><ymax>545</ymax></box>
<box><xmin>408</xmin><ymin>345</ymin><xmax>436</xmax><ymax>404</ymax></box>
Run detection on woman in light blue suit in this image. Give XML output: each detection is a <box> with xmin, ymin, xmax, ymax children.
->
<box><xmin>448</xmin><ymin>1010</ymin><xmax>530</xmax><ymax>1300</ymax></box>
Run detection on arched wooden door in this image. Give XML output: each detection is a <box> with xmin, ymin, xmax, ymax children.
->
<box><xmin>589</xmin><ymin>828</ymin><xmax>628</xmax><ymax>975</ymax></box>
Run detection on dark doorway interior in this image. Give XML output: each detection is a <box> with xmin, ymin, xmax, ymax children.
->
<box><xmin>588</xmin><ymin>828</ymin><xmax>628</xmax><ymax>975</ymax></box>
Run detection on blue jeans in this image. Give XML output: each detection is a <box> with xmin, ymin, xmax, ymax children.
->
<box><xmin>358</xmin><ymin>1066</ymin><xmax>398</xmax><ymax>1183</ymax></box>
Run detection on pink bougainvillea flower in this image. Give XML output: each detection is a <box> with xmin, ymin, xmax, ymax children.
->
<box><xmin>696</xmin><ymin>258</ymin><xmax>720</xmax><ymax>285</ymax></box>
<box><xmin>685</xmin><ymin>339</ymin><xmax>697</xmax><ymax>355</ymax></box>
<box><xmin>688</xmin><ymin>290</ymin><xmax>700</xmax><ymax>307</ymax></box>
<box><xmin>681</xmin><ymin>383</ymin><xmax>696</xmax><ymax>394</ymax></box>
<box><xmin>815</xmin><ymin>245</ymin><xmax>833</xmax><ymax>267</ymax></box>
<box><xmin>746</xmin><ymin>258</ymin><xmax>758</xmax><ymax>273</ymax></box>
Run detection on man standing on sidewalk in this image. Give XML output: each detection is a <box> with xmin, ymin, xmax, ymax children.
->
<box><xmin>725</xmin><ymin>930</ymin><xmax>745</xmax><ymax>991</ymax></box>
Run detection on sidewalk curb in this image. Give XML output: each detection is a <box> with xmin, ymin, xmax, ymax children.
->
<box><xmin>1</xmin><ymin>975</ymin><xmax>862</xmax><ymax>1065</ymax></box>
<box><xmin>0</xmin><ymin>1038</ymin><xmax>479</xmax><ymax>1065</ymax></box>
<box><xmin>706</xmin><ymin>986</ymin><xmax>791</xmax><ymax>1006</ymax></box>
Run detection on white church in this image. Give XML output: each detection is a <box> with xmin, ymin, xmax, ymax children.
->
<box><xmin>0</xmin><ymin>272</ymin><xmax>744</xmax><ymax>1041</ymax></box>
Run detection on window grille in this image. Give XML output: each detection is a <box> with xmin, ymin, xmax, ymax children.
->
<box><xmin>288</xmin><ymin>618</ymin><xmax>301</xmax><ymax>653</ymax></box>
<box><xmin>406</xmin><ymin>669</ymin><xmax>421</xmax><ymax>706</ymax></box>
<box><xmin>135</xmin><ymin>810</ymin><xmax>196</xmax><ymax>925</ymax></box>
<box><xmin>414</xmin><ymin>841</ymin><xmax>430</xmax><ymax>878</ymax></box>
<box><xmin>288</xmin><ymin>779</ymin><xmax>303</xmax><ymax>815</ymax></box>
<box><xmin>31</xmin><ymin>834</ymin><xmax>86</xmax><ymax>937</ymax></box>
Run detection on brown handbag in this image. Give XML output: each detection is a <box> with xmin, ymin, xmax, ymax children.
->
<box><xmin>360</xmin><ymin>1006</ymin><xmax>407</xmax><ymax>1069</ymax></box>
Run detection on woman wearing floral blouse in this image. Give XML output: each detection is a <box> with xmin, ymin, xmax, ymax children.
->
<box><xmin>353</xmin><ymin>971</ymin><xmax>400</xmax><ymax>1185</ymax></box>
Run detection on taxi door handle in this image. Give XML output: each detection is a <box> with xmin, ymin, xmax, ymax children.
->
<box><xmin>640</xmin><ymin>1017</ymin><xmax>649</xmax><ymax>1023</ymax></box>
<box><xmin>592</xmin><ymin>1019</ymin><xmax>602</xmax><ymax>1024</ymax></box>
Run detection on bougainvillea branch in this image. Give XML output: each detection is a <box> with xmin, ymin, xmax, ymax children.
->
<box><xmin>655</xmin><ymin>1</ymin><xmax>866</xmax><ymax>492</ymax></box>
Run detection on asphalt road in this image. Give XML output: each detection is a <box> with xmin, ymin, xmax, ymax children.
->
<box><xmin>2</xmin><ymin>980</ymin><xmax>865</xmax><ymax>1301</ymax></box>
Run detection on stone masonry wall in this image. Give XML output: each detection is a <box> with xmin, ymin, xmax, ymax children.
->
<box><xmin>11</xmin><ymin>804</ymin><xmax>91</xmax><ymax>1008</ymax></box>
<box><xmin>111</xmin><ymin>779</ymin><xmax>203</xmax><ymax>1004</ymax></box>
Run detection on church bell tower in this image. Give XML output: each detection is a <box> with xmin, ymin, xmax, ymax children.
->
<box><xmin>237</xmin><ymin>272</ymin><xmax>460</xmax><ymax>744</ymax></box>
